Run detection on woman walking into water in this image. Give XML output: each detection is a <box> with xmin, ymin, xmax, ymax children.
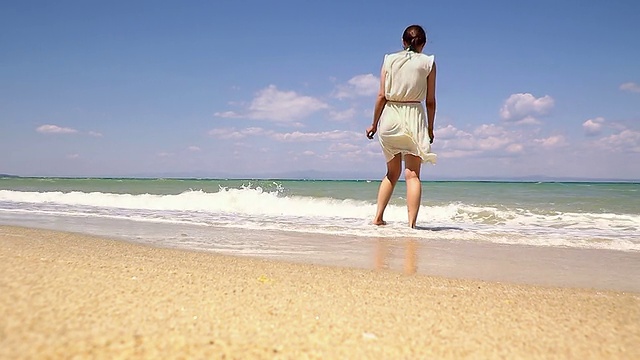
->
<box><xmin>366</xmin><ymin>25</ymin><xmax>437</xmax><ymax>228</ymax></box>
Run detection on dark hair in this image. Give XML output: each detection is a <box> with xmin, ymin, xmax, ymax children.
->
<box><xmin>402</xmin><ymin>25</ymin><xmax>427</xmax><ymax>52</ymax></box>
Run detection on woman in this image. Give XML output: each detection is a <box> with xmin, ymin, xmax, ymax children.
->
<box><xmin>366</xmin><ymin>24</ymin><xmax>437</xmax><ymax>228</ymax></box>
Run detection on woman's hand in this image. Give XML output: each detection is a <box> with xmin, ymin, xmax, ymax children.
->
<box><xmin>428</xmin><ymin>127</ymin><xmax>434</xmax><ymax>144</ymax></box>
<box><xmin>366</xmin><ymin>125</ymin><xmax>377</xmax><ymax>139</ymax></box>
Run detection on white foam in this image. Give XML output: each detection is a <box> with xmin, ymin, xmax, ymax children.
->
<box><xmin>1</xmin><ymin>188</ymin><xmax>639</xmax><ymax>252</ymax></box>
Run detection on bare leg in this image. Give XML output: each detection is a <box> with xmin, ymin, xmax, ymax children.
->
<box><xmin>373</xmin><ymin>154</ymin><xmax>402</xmax><ymax>225</ymax></box>
<box><xmin>404</xmin><ymin>154</ymin><xmax>423</xmax><ymax>228</ymax></box>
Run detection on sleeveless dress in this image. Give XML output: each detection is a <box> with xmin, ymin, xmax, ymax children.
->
<box><xmin>378</xmin><ymin>50</ymin><xmax>437</xmax><ymax>164</ymax></box>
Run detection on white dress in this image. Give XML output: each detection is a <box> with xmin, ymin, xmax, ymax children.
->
<box><xmin>378</xmin><ymin>50</ymin><xmax>437</xmax><ymax>164</ymax></box>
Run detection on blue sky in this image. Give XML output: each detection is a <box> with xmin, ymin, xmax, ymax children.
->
<box><xmin>1</xmin><ymin>0</ymin><xmax>639</xmax><ymax>180</ymax></box>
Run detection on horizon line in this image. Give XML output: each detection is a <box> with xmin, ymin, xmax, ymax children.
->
<box><xmin>1</xmin><ymin>173</ymin><xmax>638</xmax><ymax>183</ymax></box>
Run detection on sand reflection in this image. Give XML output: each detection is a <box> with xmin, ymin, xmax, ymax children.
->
<box><xmin>375</xmin><ymin>238</ymin><xmax>419</xmax><ymax>275</ymax></box>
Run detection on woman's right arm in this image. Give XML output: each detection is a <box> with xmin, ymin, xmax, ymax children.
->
<box><xmin>367</xmin><ymin>66</ymin><xmax>388</xmax><ymax>139</ymax></box>
<box><xmin>426</xmin><ymin>61</ymin><xmax>437</xmax><ymax>143</ymax></box>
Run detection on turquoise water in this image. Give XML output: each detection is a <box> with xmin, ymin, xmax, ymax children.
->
<box><xmin>2</xmin><ymin>177</ymin><xmax>638</xmax><ymax>212</ymax></box>
<box><xmin>1</xmin><ymin>177</ymin><xmax>638</xmax><ymax>252</ymax></box>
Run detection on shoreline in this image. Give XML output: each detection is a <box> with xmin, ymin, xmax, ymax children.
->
<box><xmin>1</xmin><ymin>225</ymin><xmax>639</xmax><ymax>358</ymax></box>
<box><xmin>3</xmin><ymin>218</ymin><xmax>640</xmax><ymax>293</ymax></box>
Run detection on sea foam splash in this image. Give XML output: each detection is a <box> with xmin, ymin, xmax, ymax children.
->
<box><xmin>1</xmin><ymin>187</ymin><xmax>639</xmax><ymax>252</ymax></box>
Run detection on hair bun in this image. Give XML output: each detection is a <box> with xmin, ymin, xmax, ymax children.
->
<box><xmin>402</xmin><ymin>25</ymin><xmax>427</xmax><ymax>51</ymax></box>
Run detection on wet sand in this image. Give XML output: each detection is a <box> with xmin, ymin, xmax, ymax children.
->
<box><xmin>1</xmin><ymin>226</ymin><xmax>639</xmax><ymax>359</ymax></box>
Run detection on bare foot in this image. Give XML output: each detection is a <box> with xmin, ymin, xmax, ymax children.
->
<box><xmin>372</xmin><ymin>220</ymin><xmax>387</xmax><ymax>226</ymax></box>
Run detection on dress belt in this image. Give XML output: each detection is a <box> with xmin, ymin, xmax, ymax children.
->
<box><xmin>387</xmin><ymin>100</ymin><xmax>421</xmax><ymax>104</ymax></box>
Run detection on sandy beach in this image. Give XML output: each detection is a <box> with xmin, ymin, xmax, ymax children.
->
<box><xmin>1</xmin><ymin>226</ymin><xmax>638</xmax><ymax>359</ymax></box>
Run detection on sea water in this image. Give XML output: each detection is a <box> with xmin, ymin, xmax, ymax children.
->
<box><xmin>1</xmin><ymin>177</ymin><xmax>638</xmax><ymax>254</ymax></box>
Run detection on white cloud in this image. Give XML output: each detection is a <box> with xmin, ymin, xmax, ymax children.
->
<box><xmin>516</xmin><ymin>116</ymin><xmax>541</xmax><ymax>125</ymax></box>
<box><xmin>534</xmin><ymin>135</ymin><xmax>566</xmax><ymax>148</ymax></box>
<box><xmin>214</xmin><ymin>85</ymin><xmax>328</xmax><ymax>123</ymax></box>
<box><xmin>437</xmin><ymin>123</ymin><xmax>526</xmax><ymax>156</ymax></box>
<box><xmin>88</xmin><ymin>131</ymin><xmax>103</xmax><ymax>137</ymax></box>
<box><xmin>271</xmin><ymin>130</ymin><xmax>361</xmax><ymax>142</ymax></box>
<box><xmin>208</xmin><ymin>128</ymin><xmax>228</xmax><ymax>137</ymax></box>
<box><xmin>438</xmin><ymin>149</ymin><xmax>480</xmax><ymax>158</ymax></box>
<box><xmin>333</xmin><ymin>74</ymin><xmax>379</xmax><ymax>99</ymax></box>
<box><xmin>327</xmin><ymin>142</ymin><xmax>380</xmax><ymax>161</ymax></box>
<box><xmin>67</xmin><ymin>153</ymin><xmax>80</xmax><ymax>159</ymax></box>
<box><xmin>329</xmin><ymin>108</ymin><xmax>357</xmax><ymax>121</ymax></box>
<box><xmin>302</xmin><ymin>150</ymin><xmax>315</xmax><ymax>156</ymax></box>
<box><xmin>474</xmin><ymin>124</ymin><xmax>507</xmax><ymax>137</ymax></box>
<box><xmin>506</xmin><ymin>144</ymin><xmax>524</xmax><ymax>153</ymax></box>
<box><xmin>36</xmin><ymin>124</ymin><xmax>78</xmax><ymax>134</ymax></box>
<box><xmin>328</xmin><ymin>143</ymin><xmax>361</xmax><ymax>152</ymax></box>
<box><xmin>213</xmin><ymin>111</ymin><xmax>241</xmax><ymax>118</ymax></box>
<box><xmin>208</xmin><ymin>127</ymin><xmax>268</xmax><ymax>140</ymax></box>
<box><xmin>478</xmin><ymin>136</ymin><xmax>514</xmax><ymax>151</ymax></box>
<box><xmin>438</xmin><ymin>126</ymin><xmax>475</xmax><ymax>151</ymax></box>
<box><xmin>500</xmin><ymin>93</ymin><xmax>554</xmax><ymax>124</ymax></box>
<box><xmin>208</xmin><ymin>127</ymin><xmax>361</xmax><ymax>144</ymax></box>
<box><xmin>157</xmin><ymin>152</ymin><xmax>173</xmax><ymax>157</ymax></box>
<box><xmin>243</xmin><ymin>127</ymin><xmax>268</xmax><ymax>136</ymax></box>
<box><xmin>364</xmin><ymin>141</ymin><xmax>381</xmax><ymax>151</ymax></box>
<box><xmin>582</xmin><ymin>117</ymin><xmax>605</xmax><ymax>136</ymax></box>
<box><xmin>437</xmin><ymin>124</ymin><xmax>465</xmax><ymax>140</ymax></box>
<box><xmin>620</xmin><ymin>82</ymin><xmax>640</xmax><ymax>93</ymax></box>
<box><xmin>597</xmin><ymin>129</ymin><xmax>640</xmax><ymax>153</ymax></box>
<box><xmin>187</xmin><ymin>146</ymin><xmax>201</xmax><ymax>152</ymax></box>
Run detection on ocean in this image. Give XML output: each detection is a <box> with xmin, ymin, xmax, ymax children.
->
<box><xmin>1</xmin><ymin>177</ymin><xmax>638</xmax><ymax>252</ymax></box>
<box><xmin>3</xmin><ymin>177</ymin><xmax>640</xmax><ymax>291</ymax></box>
